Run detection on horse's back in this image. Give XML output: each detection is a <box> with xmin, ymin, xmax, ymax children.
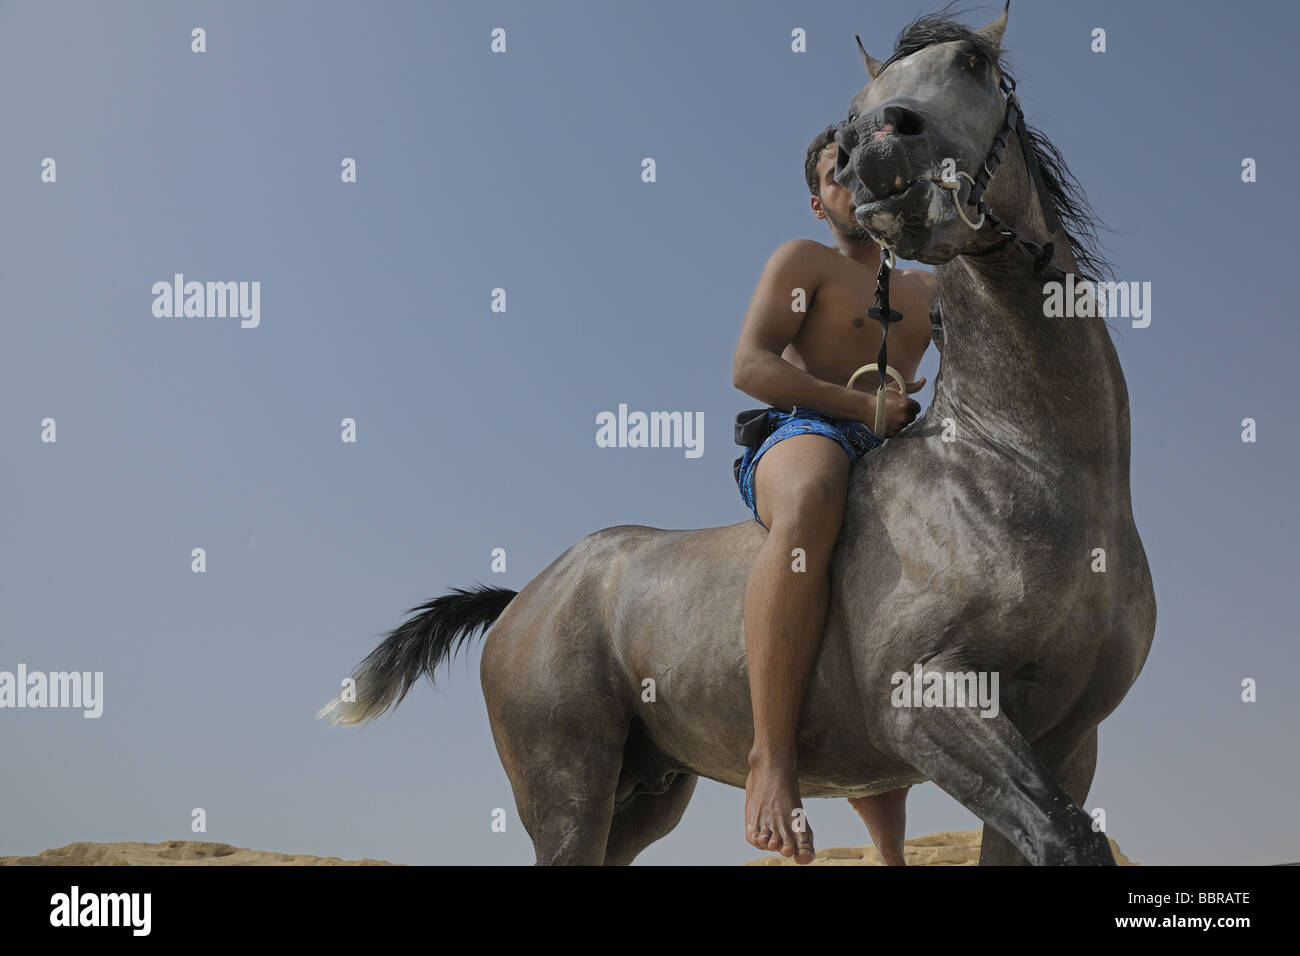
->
<box><xmin>481</xmin><ymin>520</ymin><xmax>759</xmax><ymax>707</ymax></box>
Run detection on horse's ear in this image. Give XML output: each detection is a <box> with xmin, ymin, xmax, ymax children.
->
<box><xmin>976</xmin><ymin>0</ymin><xmax>1010</xmax><ymax>53</ymax></box>
<box><xmin>855</xmin><ymin>35</ymin><xmax>883</xmax><ymax>79</ymax></box>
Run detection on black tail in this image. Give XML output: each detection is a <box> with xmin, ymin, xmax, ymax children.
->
<box><xmin>317</xmin><ymin>584</ymin><xmax>518</xmax><ymax>726</ymax></box>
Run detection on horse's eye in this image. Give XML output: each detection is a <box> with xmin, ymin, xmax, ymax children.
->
<box><xmin>964</xmin><ymin>51</ymin><xmax>987</xmax><ymax>72</ymax></box>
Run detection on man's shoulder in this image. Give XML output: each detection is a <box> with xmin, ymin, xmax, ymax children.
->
<box><xmin>896</xmin><ymin>267</ymin><xmax>937</xmax><ymax>293</ymax></box>
<box><xmin>895</xmin><ymin>268</ymin><xmax>938</xmax><ymax>315</ymax></box>
<box><xmin>755</xmin><ymin>239</ymin><xmax>837</xmax><ymax>293</ymax></box>
<box><xmin>893</xmin><ymin>268</ymin><xmax>937</xmax><ymax>345</ymax></box>
<box><xmin>767</xmin><ymin>238</ymin><xmax>834</xmax><ymax>266</ymax></box>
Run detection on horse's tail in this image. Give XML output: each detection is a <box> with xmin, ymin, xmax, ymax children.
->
<box><xmin>316</xmin><ymin>584</ymin><xmax>518</xmax><ymax>726</ymax></box>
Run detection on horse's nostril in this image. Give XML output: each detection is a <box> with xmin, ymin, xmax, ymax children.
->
<box><xmin>836</xmin><ymin>145</ymin><xmax>852</xmax><ymax>176</ymax></box>
<box><xmin>884</xmin><ymin>105</ymin><xmax>925</xmax><ymax>137</ymax></box>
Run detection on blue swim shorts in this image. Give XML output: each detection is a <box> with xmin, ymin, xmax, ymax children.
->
<box><xmin>732</xmin><ymin>406</ymin><xmax>883</xmax><ymax>529</ymax></box>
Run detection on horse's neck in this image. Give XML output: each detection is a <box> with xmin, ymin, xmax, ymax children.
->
<box><xmin>930</xmin><ymin>249</ymin><xmax>1129</xmax><ymax>464</ymax></box>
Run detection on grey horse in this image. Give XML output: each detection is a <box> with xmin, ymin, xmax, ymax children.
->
<box><xmin>320</xmin><ymin>3</ymin><xmax>1155</xmax><ymax>866</ymax></box>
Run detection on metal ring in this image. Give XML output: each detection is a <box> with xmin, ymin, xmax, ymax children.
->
<box><xmin>954</xmin><ymin>201</ymin><xmax>985</xmax><ymax>231</ymax></box>
<box><xmin>951</xmin><ymin>172</ymin><xmax>986</xmax><ymax>230</ymax></box>
<box><xmin>880</xmin><ymin>246</ymin><xmax>896</xmax><ymax>270</ymax></box>
<box><xmin>847</xmin><ymin>362</ymin><xmax>907</xmax><ymax>394</ymax></box>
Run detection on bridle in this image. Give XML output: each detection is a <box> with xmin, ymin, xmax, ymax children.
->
<box><xmin>845</xmin><ymin>61</ymin><xmax>1068</xmax><ymax>436</ymax></box>
<box><xmin>933</xmin><ymin>70</ymin><xmax>1064</xmax><ymax>279</ymax></box>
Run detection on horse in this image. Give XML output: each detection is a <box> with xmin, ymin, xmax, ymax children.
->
<box><xmin>320</xmin><ymin>2</ymin><xmax>1155</xmax><ymax>866</ymax></box>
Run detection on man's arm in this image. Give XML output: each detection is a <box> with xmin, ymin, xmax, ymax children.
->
<box><xmin>731</xmin><ymin>240</ymin><xmax>871</xmax><ymax>422</ymax></box>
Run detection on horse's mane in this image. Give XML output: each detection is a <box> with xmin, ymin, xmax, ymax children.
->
<box><xmin>881</xmin><ymin>7</ymin><xmax>1111</xmax><ymax>282</ymax></box>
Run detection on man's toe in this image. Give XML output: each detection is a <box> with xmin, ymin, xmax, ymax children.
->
<box><xmin>771</xmin><ymin>825</ymin><xmax>796</xmax><ymax>857</ymax></box>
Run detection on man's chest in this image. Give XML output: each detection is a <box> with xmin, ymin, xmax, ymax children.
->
<box><xmin>796</xmin><ymin>280</ymin><xmax>928</xmax><ymax>362</ymax></box>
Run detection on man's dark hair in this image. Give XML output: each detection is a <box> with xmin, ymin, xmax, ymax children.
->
<box><xmin>804</xmin><ymin>125</ymin><xmax>840</xmax><ymax>196</ymax></box>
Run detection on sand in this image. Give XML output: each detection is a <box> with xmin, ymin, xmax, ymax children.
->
<box><xmin>2</xmin><ymin>830</ymin><xmax>1135</xmax><ymax>865</ymax></box>
<box><xmin>744</xmin><ymin>829</ymin><xmax>1137</xmax><ymax>865</ymax></box>
<box><xmin>0</xmin><ymin>840</ymin><xmax>395</xmax><ymax>866</ymax></box>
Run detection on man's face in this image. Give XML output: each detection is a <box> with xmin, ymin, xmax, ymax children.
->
<box><xmin>813</xmin><ymin>143</ymin><xmax>871</xmax><ymax>241</ymax></box>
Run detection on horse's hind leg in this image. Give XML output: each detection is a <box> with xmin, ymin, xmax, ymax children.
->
<box><xmin>887</xmin><ymin>699</ymin><xmax>1114</xmax><ymax>865</ymax></box>
<box><xmin>978</xmin><ymin>726</ymin><xmax>1102</xmax><ymax>866</ymax></box>
<box><xmin>599</xmin><ymin>721</ymin><xmax>697</xmax><ymax>865</ymax></box>
<box><xmin>482</xmin><ymin>614</ymin><xmax>630</xmax><ymax>864</ymax></box>
<box><xmin>603</xmin><ymin>773</ymin><xmax>698</xmax><ymax>866</ymax></box>
<box><xmin>492</xmin><ymin>705</ymin><xmax>628</xmax><ymax>865</ymax></box>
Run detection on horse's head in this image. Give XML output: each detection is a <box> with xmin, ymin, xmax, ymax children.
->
<box><xmin>834</xmin><ymin>3</ymin><xmax>1029</xmax><ymax>263</ymax></box>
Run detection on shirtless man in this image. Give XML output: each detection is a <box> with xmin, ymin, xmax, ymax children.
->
<box><xmin>731</xmin><ymin>125</ymin><xmax>936</xmax><ymax>865</ymax></box>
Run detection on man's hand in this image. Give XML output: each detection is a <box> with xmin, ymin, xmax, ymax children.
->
<box><xmin>845</xmin><ymin>376</ymin><xmax>925</xmax><ymax>438</ymax></box>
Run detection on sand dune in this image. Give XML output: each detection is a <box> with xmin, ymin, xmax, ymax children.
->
<box><xmin>3</xmin><ymin>830</ymin><xmax>1135</xmax><ymax>865</ymax></box>
<box><xmin>745</xmin><ymin>829</ymin><xmax>1136</xmax><ymax>865</ymax></box>
<box><xmin>0</xmin><ymin>841</ymin><xmax>395</xmax><ymax>866</ymax></box>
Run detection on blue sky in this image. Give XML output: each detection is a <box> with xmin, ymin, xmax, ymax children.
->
<box><xmin>2</xmin><ymin>0</ymin><xmax>1297</xmax><ymax>865</ymax></box>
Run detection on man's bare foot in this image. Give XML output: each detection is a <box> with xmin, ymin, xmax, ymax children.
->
<box><xmin>745</xmin><ymin>757</ymin><xmax>814</xmax><ymax>864</ymax></box>
<box><xmin>847</xmin><ymin>787</ymin><xmax>910</xmax><ymax>866</ymax></box>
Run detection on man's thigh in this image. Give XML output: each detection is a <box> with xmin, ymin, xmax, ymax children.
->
<box><xmin>752</xmin><ymin>432</ymin><xmax>850</xmax><ymax>533</ymax></box>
